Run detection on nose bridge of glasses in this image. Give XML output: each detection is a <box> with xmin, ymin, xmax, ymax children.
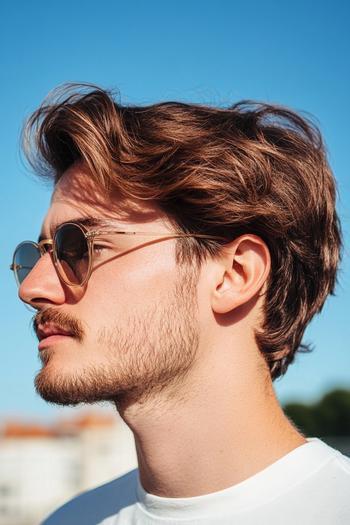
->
<box><xmin>38</xmin><ymin>238</ymin><xmax>54</xmax><ymax>255</ymax></box>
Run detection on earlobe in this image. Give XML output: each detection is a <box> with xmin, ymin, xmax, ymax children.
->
<box><xmin>211</xmin><ymin>235</ymin><xmax>270</xmax><ymax>315</ymax></box>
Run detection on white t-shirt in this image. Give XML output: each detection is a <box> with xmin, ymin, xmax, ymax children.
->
<box><xmin>42</xmin><ymin>438</ymin><xmax>350</xmax><ymax>524</ymax></box>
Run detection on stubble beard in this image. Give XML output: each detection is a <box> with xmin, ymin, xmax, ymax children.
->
<box><xmin>34</xmin><ymin>265</ymin><xmax>200</xmax><ymax>407</ymax></box>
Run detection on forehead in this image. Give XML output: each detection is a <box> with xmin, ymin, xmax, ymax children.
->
<box><xmin>41</xmin><ymin>163</ymin><xmax>166</xmax><ymax>236</ymax></box>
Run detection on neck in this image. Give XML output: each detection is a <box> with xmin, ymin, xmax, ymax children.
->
<box><xmin>116</xmin><ymin>343</ymin><xmax>306</xmax><ymax>498</ymax></box>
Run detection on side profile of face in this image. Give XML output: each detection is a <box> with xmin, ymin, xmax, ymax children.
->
<box><xmin>19</xmin><ymin>163</ymin><xmax>202</xmax><ymax>407</ymax></box>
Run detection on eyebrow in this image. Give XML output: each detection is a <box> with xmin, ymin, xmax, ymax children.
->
<box><xmin>37</xmin><ymin>217</ymin><xmax>117</xmax><ymax>243</ymax></box>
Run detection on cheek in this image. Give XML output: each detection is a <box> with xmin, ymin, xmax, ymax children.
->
<box><xmin>80</xmin><ymin>243</ymin><xmax>178</xmax><ymax>319</ymax></box>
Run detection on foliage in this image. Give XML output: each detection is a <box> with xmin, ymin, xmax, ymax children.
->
<box><xmin>283</xmin><ymin>389</ymin><xmax>350</xmax><ymax>437</ymax></box>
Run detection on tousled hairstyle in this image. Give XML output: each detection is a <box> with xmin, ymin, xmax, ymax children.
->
<box><xmin>23</xmin><ymin>84</ymin><xmax>342</xmax><ymax>380</ymax></box>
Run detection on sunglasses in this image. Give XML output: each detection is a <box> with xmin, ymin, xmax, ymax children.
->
<box><xmin>11</xmin><ymin>222</ymin><xmax>225</xmax><ymax>287</ymax></box>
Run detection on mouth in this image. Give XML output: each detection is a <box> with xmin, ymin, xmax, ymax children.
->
<box><xmin>37</xmin><ymin>323</ymin><xmax>75</xmax><ymax>350</ymax></box>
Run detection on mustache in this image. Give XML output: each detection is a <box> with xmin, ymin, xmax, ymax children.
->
<box><xmin>33</xmin><ymin>308</ymin><xmax>85</xmax><ymax>342</ymax></box>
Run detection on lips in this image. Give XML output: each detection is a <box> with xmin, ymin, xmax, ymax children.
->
<box><xmin>36</xmin><ymin>323</ymin><xmax>74</xmax><ymax>342</ymax></box>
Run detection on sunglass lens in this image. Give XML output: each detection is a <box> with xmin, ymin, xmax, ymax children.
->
<box><xmin>13</xmin><ymin>242</ymin><xmax>41</xmax><ymax>285</ymax></box>
<box><xmin>55</xmin><ymin>224</ymin><xmax>90</xmax><ymax>285</ymax></box>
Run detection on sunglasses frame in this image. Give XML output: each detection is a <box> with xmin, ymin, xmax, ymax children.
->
<box><xmin>11</xmin><ymin>222</ymin><xmax>227</xmax><ymax>288</ymax></box>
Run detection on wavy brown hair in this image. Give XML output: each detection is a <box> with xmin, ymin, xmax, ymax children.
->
<box><xmin>23</xmin><ymin>84</ymin><xmax>342</xmax><ymax>380</ymax></box>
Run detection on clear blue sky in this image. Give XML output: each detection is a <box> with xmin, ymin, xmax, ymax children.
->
<box><xmin>1</xmin><ymin>0</ymin><xmax>349</xmax><ymax>420</ymax></box>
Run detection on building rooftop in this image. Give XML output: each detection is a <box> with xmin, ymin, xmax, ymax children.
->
<box><xmin>1</xmin><ymin>411</ymin><xmax>117</xmax><ymax>439</ymax></box>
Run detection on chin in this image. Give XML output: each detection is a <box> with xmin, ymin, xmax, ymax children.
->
<box><xmin>34</xmin><ymin>361</ymin><xmax>123</xmax><ymax>406</ymax></box>
<box><xmin>35</xmin><ymin>368</ymin><xmax>86</xmax><ymax>406</ymax></box>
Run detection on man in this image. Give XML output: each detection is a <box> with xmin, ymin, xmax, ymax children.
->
<box><xmin>12</xmin><ymin>84</ymin><xmax>349</xmax><ymax>524</ymax></box>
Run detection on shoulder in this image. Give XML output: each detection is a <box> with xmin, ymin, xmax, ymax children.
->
<box><xmin>305</xmin><ymin>449</ymin><xmax>350</xmax><ymax>523</ymax></box>
<box><xmin>304</xmin><ymin>439</ymin><xmax>350</xmax><ymax>486</ymax></box>
<box><xmin>294</xmin><ymin>441</ymin><xmax>350</xmax><ymax>519</ymax></box>
<box><xmin>316</xmin><ymin>440</ymin><xmax>350</xmax><ymax>478</ymax></box>
<box><xmin>333</xmin><ymin>449</ymin><xmax>350</xmax><ymax>474</ymax></box>
<box><xmin>41</xmin><ymin>469</ymin><xmax>138</xmax><ymax>525</ymax></box>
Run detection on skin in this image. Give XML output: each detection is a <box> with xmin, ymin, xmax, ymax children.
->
<box><xmin>19</xmin><ymin>162</ymin><xmax>306</xmax><ymax>498</ymax></box>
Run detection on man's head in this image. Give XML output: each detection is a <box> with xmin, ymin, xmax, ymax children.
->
<box><xmin>16</xmin><ymin>84</ymin><xmax>341</xmax><ymax>406</ymax></box>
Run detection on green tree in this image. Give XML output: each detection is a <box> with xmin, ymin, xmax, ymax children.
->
<box><xmin>283</xmin><ymin>388</ymin><xmax>350</xmax><ymax>437</ymax></box>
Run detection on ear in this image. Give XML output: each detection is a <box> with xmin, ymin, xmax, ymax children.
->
<box><xmin>211</xmin><ymin>235</ymin><xmax>271</xmax><ymax>315</ymax></box>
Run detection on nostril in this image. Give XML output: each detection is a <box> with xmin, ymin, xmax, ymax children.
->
<box><xmin>24</xmin><ymin>302</ymin><xmax>38</xmax><ymax>314</ymax></box>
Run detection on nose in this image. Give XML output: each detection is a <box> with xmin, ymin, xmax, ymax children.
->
<box><xmin>18</xmin><ymin>252</ymin><xmax>66</xmax><ymax>309</ymax></box>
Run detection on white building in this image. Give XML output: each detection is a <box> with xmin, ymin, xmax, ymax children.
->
<box><xmin>0</xmin><ymin>412</ymin><xmax>137</xmax><ymax>525</ymax></box>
